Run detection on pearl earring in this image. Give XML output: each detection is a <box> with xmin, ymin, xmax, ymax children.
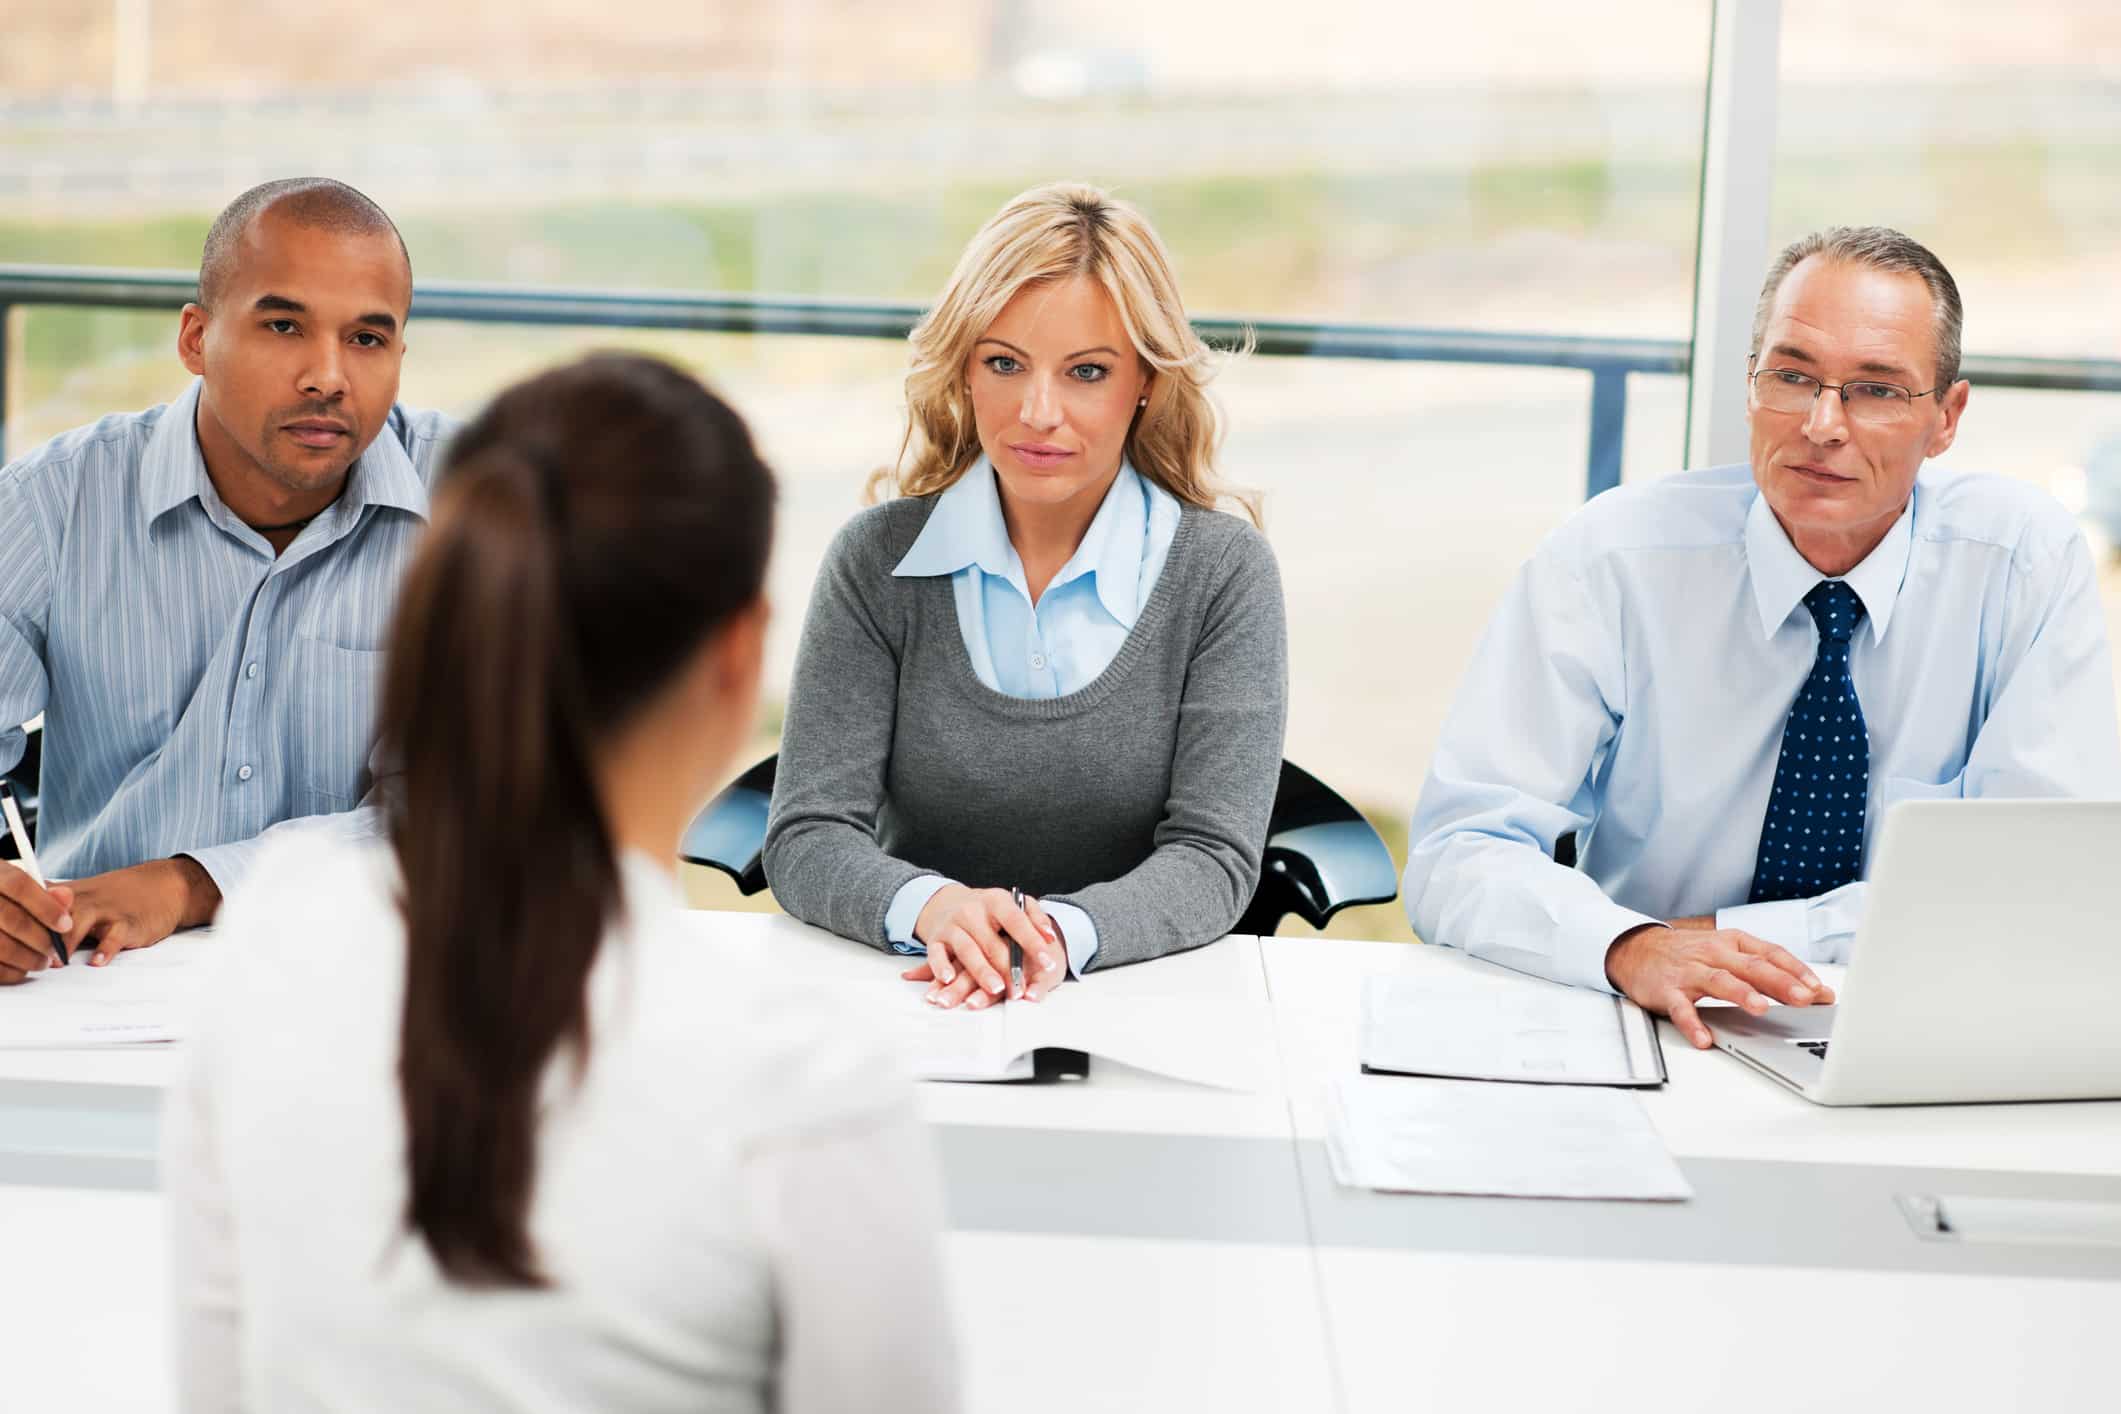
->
<box><xmin>1137</xmin><ymin>397</ymin><xmax>1148</xmax><ymax>408</ymax></box>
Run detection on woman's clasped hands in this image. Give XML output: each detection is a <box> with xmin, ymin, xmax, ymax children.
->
<box><xmin>902</xmin><ymin>884</ymin><xmax>1068</xmax><ymax>1007</ymax></box>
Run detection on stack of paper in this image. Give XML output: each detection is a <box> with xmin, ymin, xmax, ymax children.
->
<box><xmin>0</xmin><ymin>935</ymin><xmax>215</xmax><ymax>1047</ymax></box>
<box><xmin>1326</xmin><ymin>1074</ymin><xmax>1693</xmax><ymax>1201</ymax></box>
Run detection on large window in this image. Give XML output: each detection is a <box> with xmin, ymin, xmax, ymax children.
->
<box><xmin>80</xmin><ymin>4</ymin><xmax>2121</xmax><ymax>937</ymax></box>
<box><xmin>1772</xmin><ymin>0</ymin><xmax>2121</xmax><ymax>774</ymax></box>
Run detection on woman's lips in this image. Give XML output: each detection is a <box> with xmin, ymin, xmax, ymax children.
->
<box><xmin>1009</xmin><ymin>443</ymin><xmax>1075</xmax><ymax>469</ymax></box>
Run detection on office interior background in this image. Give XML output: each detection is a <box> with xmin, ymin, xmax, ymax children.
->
<box><xmin>3</xmin><ymin>0</ymin><xmax>2116</xmax><ymax>942</ymax></box>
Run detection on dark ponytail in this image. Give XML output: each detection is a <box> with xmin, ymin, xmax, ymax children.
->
<box><xmin>377</xmin><ymin>354</ymin><xmax>775</xmax><ymax>1286</ymax></box>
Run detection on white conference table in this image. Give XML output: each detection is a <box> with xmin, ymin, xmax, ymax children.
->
<box><xmin>0</xmin><ymin>912</ymin><xmax>1333</xmax><ymax>1414</ymax></box>
<box><xmin>4</xmin><ymin>911</ymin><xmax>2119</xmax><ymax>1413</ymax></box>
<box><xmin>1264</xmin><ymin>936</ymin><xmax>2121</xmax><ymax>1414</ymax></box>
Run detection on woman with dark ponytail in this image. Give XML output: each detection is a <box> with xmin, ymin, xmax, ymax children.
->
<box><xmin>165</xmin><ymin>354</ymin><xmax>957</xmax><ymax>1413</ymax></box>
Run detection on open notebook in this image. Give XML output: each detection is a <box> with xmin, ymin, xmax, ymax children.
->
<box><xmin>910</xmin><ymin>983</ymin><xmax>1271</xmax><ymax>1091</ymax></box>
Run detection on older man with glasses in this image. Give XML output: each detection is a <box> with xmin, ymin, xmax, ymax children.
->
<box><xmin>1405</xmin><ymin>226</ymin><xmax>2121</xmax><ymax>1048</ymax></box>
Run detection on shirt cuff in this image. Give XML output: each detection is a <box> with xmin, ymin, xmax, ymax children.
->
<box><xmin>1038</xmin><ymin>899</ymin><xmax>1099</xmax><ymax>978</ymax></box>
<box><xmin>1717</xmin><ymin>883</ymin><xmax>1863</xmax><ymax>964</ymax></box>
<box><xmin>1557</xmin><ymin>897</ymin><xmax>1665</xmax><ymax>995</ymax></box>
<box><xmin>884</xmin><ymin>874</ymin><xmax>954</xmax><ymax>955</ymax></box>
<box><xmin>1714</xmin><ymin>898</ymin><xmax>1812</xmax><ymax>958</ymax></box>
<box><xmin>182</xmin><ymin>839</ymin><xmax>260</xmax><ymax>903</ymax></box>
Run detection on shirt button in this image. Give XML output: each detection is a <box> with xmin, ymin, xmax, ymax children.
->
<box><xmin>1029</xmin><ymin>653</ymin><xmax>1047</xmax><ymax>671</ymax></box>
<box><xmin>237</xmin><ymin>765</ymin><xmax>254</xmax><ymax>782</ymax></box>
<box><xmin>245</xmin><ymin>662</ymin><xmax>260</xmax><ymax>680</ymax></box>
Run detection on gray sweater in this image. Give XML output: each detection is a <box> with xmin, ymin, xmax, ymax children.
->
<box><xmin>764</xmin><ymin>494</ymin><xmax>1288</xmax><ymax>971</ymax></box>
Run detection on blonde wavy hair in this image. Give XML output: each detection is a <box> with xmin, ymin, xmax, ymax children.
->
<box><xmin>869</xmin><ymin>182</ymin><xmax>1259</xmax><ymax>525</ymax></box>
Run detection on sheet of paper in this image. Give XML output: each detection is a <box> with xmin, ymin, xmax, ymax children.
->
<box><xmin>0</xmin><ymin>934</ymin><xmax>216</xmax><ymax>1047</ymax></box>
<box><xmin>1326</xmin><ymin>1074</ymin><xmax>1692</xmax><ymax>1201</ymax></box>
<box><xmin>1361</xmin><ymin>973</ymin><xmax>1658</xmax><ymax>1085</ymax></box>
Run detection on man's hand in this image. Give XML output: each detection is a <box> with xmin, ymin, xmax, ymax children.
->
<box><xmin>900</xmin><ymin>885</ymin><xmax>1067</xmax><ymax>1007</ymax></box>
<box><xmin>1605</xmin><ymin>922</ymin><xmax>1836</xmax><ymax>1050</ymax></box>
<box><xmin>0</xmin><ymin>859</ymin><xmax>75</xmax><ymax>983</ymax></box>
<box><xmin>58</xmin><ymin>856</ymin><xmax>221</xmax><ymax>968</ymax></box>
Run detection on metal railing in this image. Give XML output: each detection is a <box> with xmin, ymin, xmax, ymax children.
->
<box><xmin>4</xmin><ymin>264</ymin><xmax>2119</xmax><ymax>497</ymax></box>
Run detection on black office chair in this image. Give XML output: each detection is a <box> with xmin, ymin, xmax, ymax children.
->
<box><xmin>1</xmin><ymin>722</ymin><xmax>41</xmax><ymax>864</ymax></box>
<box><xmin>1235</xmin><ymin>760</ymin><xmax>1400</xmax><ymax>935</ymax></box>
<box><xmin>680</xmin><ymin>755</ymin><xmax>1399</xmax><ymax>936</ymax></box>
<box><xmin>679</xmin><ymin>754</ymin><xmax>776</xmax><ymax>896</ymax></box>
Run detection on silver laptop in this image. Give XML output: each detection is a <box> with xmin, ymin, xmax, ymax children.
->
<box><xmin>1711</xmin><ymin>800</ymin><xmax>2121</xmax><ymax>1106</ymax></box>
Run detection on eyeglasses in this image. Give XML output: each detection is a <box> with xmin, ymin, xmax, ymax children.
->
<box><xmin>1748</xmin><ymin>366</ymin><xmax>1941</xmax><ymax>426</ymax></box>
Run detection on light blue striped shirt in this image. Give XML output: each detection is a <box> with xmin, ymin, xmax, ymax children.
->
<box><xmin>0</xmin><ymin>378</ymin><xmax>453</xmax><ymax>893</ymax></box>
<box><xmin>880</xmin><ymin>459</ymin><xmax>1182</xmax><ymax>975</ymax></box>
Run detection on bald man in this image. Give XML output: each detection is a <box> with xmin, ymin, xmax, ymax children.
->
<box><xmin>0</xmin><ymin>178</ymin><xmax>455</xmax><ymax>977</ymax></box>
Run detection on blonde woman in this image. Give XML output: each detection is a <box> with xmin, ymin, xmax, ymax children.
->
<box><xmin>765</xmin><ymin>182</ymin><xmax>1288</xmax><ymax>1008</ymax></box>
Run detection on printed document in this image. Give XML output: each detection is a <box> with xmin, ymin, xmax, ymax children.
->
<box><xmin>0</xmin><ymin>934</ymin><xmax>214</xmax><ymax>1047</ymax></box>
<box><xmin>1327</xmin><ymin>1074</ymin><xmax>1692</xmax><ymax>1200</ymax></box>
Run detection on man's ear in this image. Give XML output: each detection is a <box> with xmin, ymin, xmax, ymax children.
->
<box><xmin>177</xmin><ymin>303</ymin><xmax>209</xmax><ymax>376</ymax></box>
<box><xmin>1926</xmin><ymin>379</ymin><xmax>1971</xmax><ymax>459</ymax></box>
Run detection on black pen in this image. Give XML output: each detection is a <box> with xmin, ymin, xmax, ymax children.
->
<box><xmin>1008</xmin><ymin>886</ymin><xmax>1026</xmax><ymax>997</ymax></box>
<box><xmin>2</xmin><ymin>786</ymin><xmax>66</xmax><ymax>966</ymax></box>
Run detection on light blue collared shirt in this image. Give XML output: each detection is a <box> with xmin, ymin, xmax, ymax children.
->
<box><xmin>1406</xmin><ymin>463</ymin><xmax>2121</xmax><ymax>992</ymax></box>
<box><xmin>882</xmin><ymin>458</ymin><xmax>1182</xmax><ymax>975</ymax></box>
<box><xmin>0</xmin><ymin>379</ymin><xmax>453</xmax><ymax>893</ymax></box>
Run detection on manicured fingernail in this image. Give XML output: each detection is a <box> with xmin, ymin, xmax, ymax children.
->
<box><xmin>1790</xmin><ymin>984</ymin><xmax>1812</xmax><ymax>1001</ymax></box>
<box><xmin>968</xmin><ymin>993</ymin><xmax>989</xmax><ymax>1009</ymax></box>
<box><xmin>1804</xmin><ymin>974</ymin><xmax>1822</xmax><ymax>989</ymax></box>
<box><xmin>926</xmin><ymin>989</ymin><xmax>940</xmax><ymax>1003</ymax></box>
<box><xmin>986</xmin><ymin>979</ymin><xmax>1003</xmax><ymax>995</ymax></box>
<box><xmin>55</xmin><ymin>914</ymin><xmax>72</xmax><ymax>932</ymax></box>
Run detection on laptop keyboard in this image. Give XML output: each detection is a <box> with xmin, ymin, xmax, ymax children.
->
<box><xmin>1795</xmin><ymin>1040</ymin><xmax>1831</xmax><ymax>1060</ymax></box>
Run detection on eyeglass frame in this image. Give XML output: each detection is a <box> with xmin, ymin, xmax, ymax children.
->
<box><xmin>1745</xmin><ymin>356</ymin><xmax>1946</xmax><ymax>424</ymax></box>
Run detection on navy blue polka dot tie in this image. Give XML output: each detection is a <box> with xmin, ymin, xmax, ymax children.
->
<box><xmin>1749</xmin><ymin>581</ymin><xmax>1868</xmax><ymax>904</ymax></box>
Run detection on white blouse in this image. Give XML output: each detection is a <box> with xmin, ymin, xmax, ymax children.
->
<box><xmin>164</xmin><ymin>835</ymin><xmax>957</xmax><ymax>1414</ymax></box>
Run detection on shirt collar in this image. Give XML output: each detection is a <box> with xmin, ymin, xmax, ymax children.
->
<box><xmin>139</xmin><ymin>379</ymin><xmax>210</xmax><ymax>528</ymax></box>
<box><xmin>1053</xmin><ymin>461</ymin><xmax>1150</xmax><ymax>628</ymax></box>
<box><xmin>891</xmin><ymin>457</ymin><xmax>1153</xmax><ymax>627</ymax></box>
<box><xmin>892</xmin><ymin>456</ymin><xmax>1019</xmax><ymax>580</ymax></box>
<box><xmin>140</xmin><ymin>378</ymin><xmax>430</xmax><ymax>534</ymax></box>
<box><xmin>1744</xmin><ymin>485</ymin><xmax>1914</xmax><ymax>644</ymax></box>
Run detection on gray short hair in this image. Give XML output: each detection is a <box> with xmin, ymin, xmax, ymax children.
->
<box><xmin>1750</xmin><ymin>226</ymin><xmax>1963</xmax><ymax>389</ymax></box>
<box><xmin>198</xmin><ymin>178</ymin><xmax>408</xmax><ymax>310</ymax></box>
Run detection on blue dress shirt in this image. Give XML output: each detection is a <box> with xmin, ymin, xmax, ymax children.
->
<box><xmin>1406</xmin><ymin>464</ymin><xmax>2121</xmax><ymax>992</ymax></box>
<box><xmin>882</xmin><ymin>458</ymin><xmax>1182</xmax><ymax>975</ymax></box>
<box><xmin>0</xmin><ymin>379</ymin><xmax>453</xmax><ymax>892</ymax></box>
